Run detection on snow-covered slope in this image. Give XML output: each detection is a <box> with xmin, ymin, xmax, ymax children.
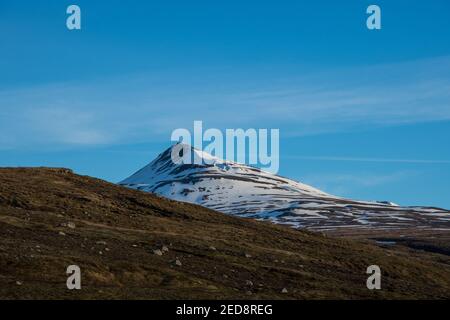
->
<box><xmin>120</xmin><ymin>144</ymin><xmax>450</xmax><ymax>231</ymax></box>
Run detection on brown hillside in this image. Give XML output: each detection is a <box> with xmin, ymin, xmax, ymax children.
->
<box><xmin>0</xmin><ymin>168</ymin><xmax>449</xmax><ymax>299</ymax></box>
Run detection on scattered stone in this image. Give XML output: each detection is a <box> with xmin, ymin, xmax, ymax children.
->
<box><xmin>162</xmin><ymin>245</ymin><xmax>169</xmax><ymax>252</ymax></box>
<box><xmin>246</xmin><ymin>291</ymin><xmax>252</xmax><ymax>295</ymax></box>
<box><xmin>67</xmin><ymin>222</ymin><xmax>76</xmax><ymax>229</ymax></box>
<box><xmin>16</xmin><ymin>281</ymin><xmax>22</xmax><ymax>286</ymax></box>
<box><xmin>99</xmin><ymin>251</ymin><xmax>103</xmax><ymax>255</ymax></box>
<box><xmin>58</xmin><ymin>231</ymin><xmax>66</xmax><ymax>236</ymax></box>
<box><xmin>245</xmin><ymin>253</ymin><xmax>252</xmax><ymax>258</ymax></box>
<box><xmin>209</xmin><ymin>246</ymin><xmax>217</xmax><ymax>251</ymax></box>
<box><xmin>282</xmin><ymin>288</ymin><xmax>288</xmax><ymax>294</ymax></box>
<box><xmin>105</xmin><ymin>248</ymin><xmax>110</xmax><ymax>252</ymax></box>
<box><xmin>153</xmin><ymin>249</ymin><xmax>163</xmax><ymax>256</ymax></box>
<box><xmin>245</xmin><ymin>280</ymin><xmax>254</xmax><ymax>286</ymax></box>
<box><xmin>96</xmin><ymin>241</ymin><xmax>107</xmax><ymax>245</ymax></box>
<box><xmin>175</xmin><ymin>259</ymin><xmax>182</xmax><ymax>266</ymax></box>
<box><xmin>132</xmin><ymin>244</ymin><xmax>138</xmax><ymax>247</ymax></box>
<box><xmin>223</xmin><ymin>274</ymin><xmax>228</xmax><ymax>279</ymax></box>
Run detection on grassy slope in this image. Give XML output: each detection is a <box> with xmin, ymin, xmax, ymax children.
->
<box><xmin>0</xmin><ymin>168</ymin><xmax>449</xmax><ymax>299</ymax></box>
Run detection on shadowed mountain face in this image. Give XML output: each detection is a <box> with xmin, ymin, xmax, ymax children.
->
<box><xmin>1</xmin><ymin>167</ymin><xmax>450</xmax><ymax>299</ymax></box>
<box><xmin>120</xmin><ymin>145</ymin><xmax>450</xmax><ymax>232</ymax></box>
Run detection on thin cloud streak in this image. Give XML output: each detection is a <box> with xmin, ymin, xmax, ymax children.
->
<box><xmin>299</xmin><ymin>171</ymin><xmax>415</xmax><ymax>199</ymax></box>
<box><xmin>286</xmin><ymin>155</ymin><xmax>450</xmax><ymax>164</ymax></box>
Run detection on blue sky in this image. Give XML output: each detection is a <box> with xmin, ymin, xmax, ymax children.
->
<box><xmin>1</xmin><ymin>1</ymin><xmax>450</xmax><ymax>208</ymax></box>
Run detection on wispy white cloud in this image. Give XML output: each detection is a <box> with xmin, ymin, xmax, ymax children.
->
<box><xmin>285</xmin><ymin>155</ymin><xmax>450</xmax><ymax>164</ymax></box>
<box><xmin>1</xmin><ymin>55</ymin><xmax>449</xmax><ymax>149</ymax></box>
<box><xmin>300</xmin><ymin>171</ymin><xmax>415</xmax><ymax>198</ymax></box>
<box><xmin>226</xmin><ymin>57</ymin><xmax>450</xmax><ymax>135</ymax></box>
<box><xmin>26</xmin><ymin>107</ymin><xmax>110</xmax><ymax>145</ymax></box>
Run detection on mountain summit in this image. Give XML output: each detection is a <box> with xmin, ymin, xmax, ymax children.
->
<box><xmin>120</xmin><ymin>144</ymin><xmax>450</xmax><ymax>232</ymax></box>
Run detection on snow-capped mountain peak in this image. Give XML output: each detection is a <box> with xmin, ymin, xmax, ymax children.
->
<box><xmin>120</xmin><ymin>144</ymin><xmax>450</xmax><ymax>231</ymax></box>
